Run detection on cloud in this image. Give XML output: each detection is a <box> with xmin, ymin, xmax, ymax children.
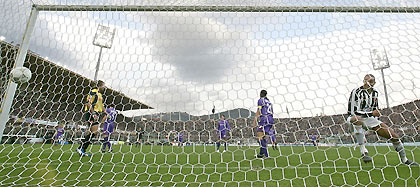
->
<box><xmin>143</xmin><ymin>14</ymin><xmax>241</xmax><ymax>83</ymax></box>
<box><xmin>0</xmin><ymin>1</ymin><xmax>32</xmax><ymax>44</ymax></box>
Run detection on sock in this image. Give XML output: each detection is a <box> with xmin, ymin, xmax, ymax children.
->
<box><xmin>393</xmin><ymin>141</ymin><xmax>408</xmax><ymax>163</ymax></box>
<box><xmin>102</xmin><ymin>136</ymin><xmax>107</xmax><ymax>150</ymax></box>
<box><xmin>216</xmin><ymin>142</ymin><xmax>220</xmax><ymax>150</ymax></box>
<box><xmin>354</xmin><ymin>126</ymin><xmax>368</xmax><ymax>155</ymax></box>
<box><xmin>260</xmin><ymin>139</ymin><xmax>268</xmax><ymax>157</ymax></box>
<box><xmin>107</xmin><ymin>142</ymin><xmax>112</xmax><ymax>150</ymax></box>
<box><xmin>224</xmin><ymin>142</ymin><xmax>227</xmax><ymax>150</ymax></box>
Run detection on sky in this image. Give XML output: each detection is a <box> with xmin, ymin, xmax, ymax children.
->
<box><xmin>1</xmin><ymin>0</ymin><xmax>420</xmax><ymax>118</ymax></box>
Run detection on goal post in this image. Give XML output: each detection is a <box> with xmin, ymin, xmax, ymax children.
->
<box><xmin>1</xmin><ymin>2</ymin><xmax>420</xmax><ymax>186</ymax></box>
<box><xmin>0</xmin><ymin>6</ymin><xmax>38</xmax><ymax>142</ymax></box>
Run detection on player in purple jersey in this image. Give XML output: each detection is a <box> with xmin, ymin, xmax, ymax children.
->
<box><xmin>54</xmin><ymin>124</ymin><xmax>65</xmax><ymax>145</ymax></box>
<box><xmin>311</xmin><ymin>134</ymin><xmax>317</xmax><ymax>146</ymax></box>
<box><xmin>268</xmin><ymin>128</ymin><xmax>278</xmax><ymax>150</ymax></box>
<box><xmin>177</xmin><ymin>131</ymin><xmax>184</xmax><ymax>147</ymax></box>
<box><xmin>216</xmin><ymin>115</ymin><xmax>231</xmax><ymax>152</ymax></box>
<box><xmin>101</xmin><ymin>106</ymin><xmax>117</xmax><ymax>153</ymax></box>
<box><xmin>253</xmin><ymin>90</ymin><xmax>274</xmax><ymax>158</ymax></box>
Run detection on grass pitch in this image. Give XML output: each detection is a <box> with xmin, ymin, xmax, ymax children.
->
<box><xmin>0</xmin><ymin>144</ymin><xmax>419</xmax><ymax>186</ymax></box>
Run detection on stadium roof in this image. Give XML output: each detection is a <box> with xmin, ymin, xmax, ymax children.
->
<box><xmin>1</xmin><ymin>41</ymin><xmax>152</xmax><ymax>111</ymax></box>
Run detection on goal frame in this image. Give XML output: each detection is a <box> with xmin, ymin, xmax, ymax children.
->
<box><xmin>1</xmin><ymin>2</ymin><xmax>419</xmax><ymax>141</ymax></box>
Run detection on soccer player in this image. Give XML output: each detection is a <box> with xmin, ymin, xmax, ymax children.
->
<box><xmin>268</xmin><ymin>128</ymin><xmax>278</xmax><ymax>150</ymax></box>
<box><xmin>135</xmin><ymin>127</ymin><xmax>144</xmax><ymax>147</ymax></box>
<box><xmin>101</xmin><ymin>105</ymin><xmax>117</xmax><ymax>152</ymax></box>
<box><xmin>311</xmin><ymin>134</ymin><xmax>317</xmax><ymax>146</ymax></box>
<box><xmin>253</xmin><ymin>90</ymin><xmax>274</xmax><ymax>158</ymax></box>
<box><xmin>54</xmin><ymin>124</ymin><xmax>65</xmax><ymax>145</ymax></box>
<box><xmin>216</xmin><ymin>115</ymin><xmax>231</xmax><ymax>152</ymax></box>
<box><xmin>177</xmin><ymin>131</ymin><xmax>184</xmax><ymax>147</ymax></box>
<box><xmin>347</xmin><ymin>74</ymin><xmax>418</xmax><ymax>166</ymax></box>
<box><xmin>77</xmin><ymin>80</ymin><xmax>106</xmax><ymax>156</ymax></box>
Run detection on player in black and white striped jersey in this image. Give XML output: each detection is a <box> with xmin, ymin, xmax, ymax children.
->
<box><xmin>347</xmin><ymin>74</ymin><xmax>418</xmax><ymax>166</ymax></box>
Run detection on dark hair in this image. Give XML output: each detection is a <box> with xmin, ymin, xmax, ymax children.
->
<box><xmin>97</xmin><ymin>80</ymin><xmax>105</xmax><ymax>87</ymax></box>
<box><xmin>260</xmin><ymin>90</ymin><xmax>267</xmax><ymax>97</ymax></box>
<box><xmin>364</xmin><ymin>74</ymin><xmax>375</xmax><ymax>80</ymax></box>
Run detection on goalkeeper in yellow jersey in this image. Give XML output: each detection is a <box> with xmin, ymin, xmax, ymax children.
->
<box><xmin>77</xmin><ymin>80</ymin><xmax>106</xmax><ymax>156</ymax></box>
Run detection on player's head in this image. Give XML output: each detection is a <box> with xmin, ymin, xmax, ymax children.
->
<box><xmin>260</xmin><ymin>90</ymin><xmax>267</xmax><ymax>98</ymax></box>
<box><xmin>97</xmin><ymin>80</ymin><xmax>105</xmax><ymax>93</ymax></box>
<box><xmin>363</xmin><ymin>74</ymin><xmax>376</xmax><ymax>88</ymax></box>
<box><xmin>220</xmin><ymin>114</ymin><xmax>225</xmax><ymax>120</ymax></box>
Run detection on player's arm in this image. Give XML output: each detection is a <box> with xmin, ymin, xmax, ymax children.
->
<box><xmin>100</xmin><ymin>102</ymin><xmax>106</xmax><ymax>113</ymax></box>
<box><xmin>86</xmin><ymin>91</ymin><xmax>98</xmax><ymax>113</ymax></box>
<box><xmin>348</xmin><ymin>89</ymin><xmax>358</xmax><ymax>116</ymax></box>
<box><xmin>100</xmin><ymin>114</ymin><xmax>107</xmax><ymax>124</ymax></box>
<box><xmin>253</xmin><ymin>108</ymin><xmax>261</xmax><ymax>128</ymax></box>
<box><xmin>372</xmin><ymin>90</ymin><xmax>380</xmax><ymax>117</ymax></box>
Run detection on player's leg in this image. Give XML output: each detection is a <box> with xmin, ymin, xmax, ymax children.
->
<box><xmin>270</xmin><ymin>133</ymin><xmax>277</xmax><ymax>150</ymax></box>
<box><xmin>216</xmin><ymin>131</ymin><xmax>222</xmax><ymax>152</ymax></box>
<box><xmin>107</xmin><ymin>133</ymin><xmax>112</xmax><ymax>152</ymax></box>
<box><xmin>102</xmin><ymin>134</ymin><xmax>108</xmax><ymax>152</ymax></box>
<box><xmin>59</xmin><ymin>136</ymin><xmax>64</xmax><ymax>145</ymax></box>
<box><xmin>256</xmin><ymin>130</ymin><xmax>265</xmax><ymax>158</ymax></box>
<box><xmin>82</xmin><ymin>124</ymin><xmax>99</xmax><ymax>156</ymax></box>
<box><xmin>262</xmin><ymin>126</ymin><xmax>271</xmax><ymax>157</ymax></box>
<box><xmin>54</xmin><ymin>136</ymin><xmax>58</xmax><ymax>146</ymax></box>
<box><xmin>136</xmin><ymin>136</ymin><xmax>142</xmax><ymax>147</ymax></box>
<box><xmin>260</xmin><ymin>134</ymin><xmax>268</xmax><ymax>158</ymax></box>
<box><xmin>78</xmin><ymin>132</ymin><xmax>91</xmax><ymax>156</ymax></box>
<box><xmin>78</xmin><ymin>112</ymin><xmax>95</xmax><ymax>155</ymax></box>
<box><xmin>348</xmin><ymin>116</ymin><xmax>371</xmax><ymax>163</ymax></box>
<box><xmin>223</xmin><ymin>137</ymin><xmax>227</xmax><ymax>152</ymax></box>
<box><xmin>178</xmin><ymin>137</ymin><xmax>183</xmax><ymax>147</ymax></box>
<box><xmin>216</xmin><ymin>139</ymin><xmax>221</xmax><ymax>152</ymax></box>
<box><xmin>373</xmin><ymin>123</ymin><xmax>418</xmax><ymax>166</ymax></box>
<box><xmin>257</xmin><ymin>126</ymin><xmax>269</xmax><ymax>158</ymax></box>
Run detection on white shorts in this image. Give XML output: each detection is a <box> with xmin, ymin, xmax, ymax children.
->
<box><xmin>347</xmin><ymin>116</ymin><xmax>382</xmax><ymax>129</ymax></box>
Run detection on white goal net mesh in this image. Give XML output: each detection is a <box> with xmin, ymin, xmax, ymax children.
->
<box><xmin>1</xmin><ymin>0</ymin><xmax>420</xmax><ymax>186</ymax></box>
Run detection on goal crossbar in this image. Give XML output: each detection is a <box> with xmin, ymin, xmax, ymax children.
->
<box><xmin>34</xmin><ymin>5</ymin><xmax>420</xmax><ymax>13</ymax></box>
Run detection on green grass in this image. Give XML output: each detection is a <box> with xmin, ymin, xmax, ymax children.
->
<box><xmin>0</xmin><ymin>144</ymin><xmax>419</xmax><ymax>186</ymax></box>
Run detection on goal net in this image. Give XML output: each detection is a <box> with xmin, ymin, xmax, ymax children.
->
<box><xmin>1</xmin><ymin>1</ymin><xmax>420</xmax><ymax>186</ymax></box>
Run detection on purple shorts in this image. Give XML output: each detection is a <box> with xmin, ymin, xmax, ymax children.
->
<box><xmin>218</xmin><ymin>130</ymin><xmax>227</xmax><ymax>139</ymax></box>
<box><xmin>268</xmin><ymin>129</ymin><xmax>276</xmax><ymax>141</ymax></box>
<box><xmin>55</xmin><ymin>134</ymin><xmax>63</xmax><ymax>139</ymax></box>
<box><xmin>103</xmin><ymin>134</ymin><xmax>110</xmax><ymax>142</ymax></box>
<box><xmin>257</xmin><ymin>125</ymin><xmax>272</xmax><ymax>133</ymax></box>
